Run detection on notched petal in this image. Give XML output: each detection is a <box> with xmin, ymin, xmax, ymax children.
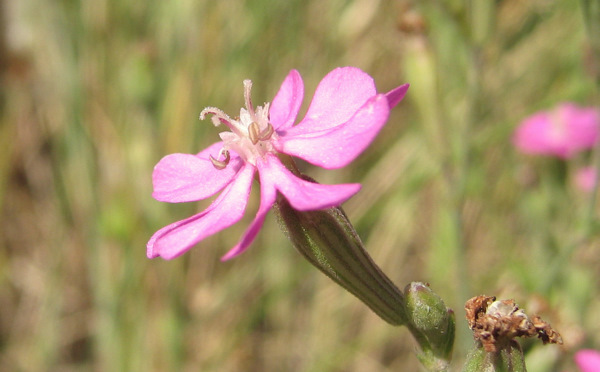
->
<box><xmin>152</xmin><ymin>152</ymin><xmax>240</xmax><ymax>203</ymax></box>
<box><xmin>147</xmin><ymin>164</ymin><xmax>255</xmax><ymax>259</ymax></box>
<box><xmin>289</xmin><ymin>67</ymin><xmax>377</xmax><ymax>135</ymax></box>
<box><xmin>220</xmin><ymin>171</ymin><xmax>278</xmax><ymax>261</ymax></box>
<box><xmin>276</xmin><ymin>95</ymin><xmax>390</xmax><ymax>169</ymax></box>
<box><xmin>258</xmin><ymin>156</ymin><xmax>361</xmax><ymax>211</ymax></box>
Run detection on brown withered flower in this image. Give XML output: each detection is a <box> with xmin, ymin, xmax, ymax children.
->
<box><xmin>465</xmin><ymin>296</ymin><xmax>563</xmax><ymax>353</ymax></box>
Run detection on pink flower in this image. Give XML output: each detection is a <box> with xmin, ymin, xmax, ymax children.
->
<box><xmin>147</xmin><ymin>67</ymin><xmax>409</xmax><ymax>260</ymax></box>
<box><xmin>575</xmin><ymin>349</ymin><xmax>600</xmax><ymax>372</ymax></box>
<box><xmin>574</xmin><ymin>166</ymin><xmax>597</xmax><ymax>193</ymax></box>
<box><xmin>513</xmin><ymin>103</ymin><xmax>600</xmax><ymax>159</ymax></box>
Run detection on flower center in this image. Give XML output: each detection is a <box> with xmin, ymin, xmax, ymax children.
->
<box><xmin>200</xmin><ymin>80</ymin><xmax>277</xmax><ymax>168</ymax></box>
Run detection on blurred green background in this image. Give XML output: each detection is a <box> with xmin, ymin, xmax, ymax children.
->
<box><xmin>1</xmin><ymin>0</ymin><xmax>598</xmax><ymax>371</ymax></box>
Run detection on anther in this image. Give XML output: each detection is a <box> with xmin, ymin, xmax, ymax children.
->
<box><xmin>248</xmin><ymin>122</ymin><xmax>260</xmax><ymax>144</ymax></box>
<box><xmin>209</xmin><ymin>151</ymin><xmax>230</xmax><ymax>170</ymax></box>
<box><xmin>259</xmin><ymin>123</ymin><xmax>274</xmax><ymax>141</ymax></box>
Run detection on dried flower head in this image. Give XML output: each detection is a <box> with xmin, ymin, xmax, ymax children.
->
<box><xmin>465</xmin><ymin>296</ymin><xmax>563</xmax><ymax>353</ymax></box>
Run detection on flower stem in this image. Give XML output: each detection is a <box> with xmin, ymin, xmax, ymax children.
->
<box><xmin>275</xmin><ymin>155</ymin><xmax>456</xmax><ymax>370</ymax></box>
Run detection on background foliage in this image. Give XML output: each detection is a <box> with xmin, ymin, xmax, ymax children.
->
<box><xmin>0</xmin><ymin>0</ymin><xmax>598</xmax><ymax>371</ymax></box>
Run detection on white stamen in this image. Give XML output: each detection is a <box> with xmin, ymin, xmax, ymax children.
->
<box><xmin>200</xmin><ymin>107</ymin><xmax>245</xmax><ymax>135</ymax></box>
<box><xmin>200</xmin><ymin>79</ymin><xmax>278</xmax><ymax>167</ymax></box>
<box><xmin>243</xmin><ymin>80</ymin><xmax>256</xmax><ymax>120</ymax></box>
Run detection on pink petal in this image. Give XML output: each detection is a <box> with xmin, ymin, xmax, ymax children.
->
<box><xmin>276</xmin><ymin>94</ymin><xmax>390</xmax><ymax>169</ymax></box>
<box><xmin>513</xmin><ymin>112</ymin><xmax>562</xmax><ymax>156</ymax></box>
<box><xmin>513</xmin><ymin>103</ymin><xmax>600</xmax><ymax>159</ymax></box>
<box><xmin>284</xmin><ymin>67</ymin><xmax>377</xmax><ymax>136</ymax></box>
<box><xmin>152</xmin><ymin>152</ymin><xmax>242</xmax><ymax>203</ymax></box>
<box><xmin>513</xmin><ymin>112</ymin><xmax>550</xmax><ymax>154</ymax></box>
<box><xmin>222</xmin><ymin>154</ymin><xmax>361</xmax><ymax>261</ymax></box>
<box><xmin>147</xmin><ymin>164</ymin><xmax>255</xmax><ymax>259</ymax></box>
<box><xmin>385</xmin><ymin>84</ymin><xmax>410</xmax><ymax>108</ymax></box>
<box><xmin>259</xmin><ymin>155</ymin><xmax>361</xmax><ymax>211</ymax></box>
<box><xmin>220</xmin><ymin>165</ymin><xmax>278</xmax><ymax>261</ymax></box>
<box><xmin>575</xmin><ymin>349</ymin><xmax>600</xmax><ymax>372</ymax></box>
<box><xmin>269</xmin><ymin>69</ymin><xmax>304</xmax><ymax>131</ymax></box>
<box><xmin>559</xmin><ymin>103</ymin><xmax>599</xmax><ymax>153</ymax></box>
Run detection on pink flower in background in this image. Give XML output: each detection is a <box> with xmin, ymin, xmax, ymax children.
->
<box><xmin>574</xmin><ymin>167</ymin><xmax>597</xmax><ymax>193</ymax></box>
<box><xmin>575</xmin><ymin>349</ymin><xmax>600</xmax><ymax>372</ymax></box>
<box><xmin>147</xmin><ymin>67</ymin><xmax>409</xmax><ymax>260</ymax></box>
<box><xmin>513</xmin><ymin>103</ymin><xmax>600</xmax><ymax>159</ymax></box>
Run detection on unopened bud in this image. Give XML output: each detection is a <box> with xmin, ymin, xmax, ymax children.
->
<box><xmin>404</xmin><ymin>282</ymin><xmax>455</xmax><ymax>371</ymax></box>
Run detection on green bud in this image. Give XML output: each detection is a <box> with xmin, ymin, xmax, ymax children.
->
<box><xmin>273</xmin><ymin>195</ymin><xmax>407</xmax><ymax>326</ymax></box>
<box><xmin>404</xmin><ymin>282</ymin><xmax>455</xmax><ymax>371</ymax></box>
<box><xmin>462</xmin><ymin>340</ymin><xmax>527</xmax><ymax>372</ymax></box>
